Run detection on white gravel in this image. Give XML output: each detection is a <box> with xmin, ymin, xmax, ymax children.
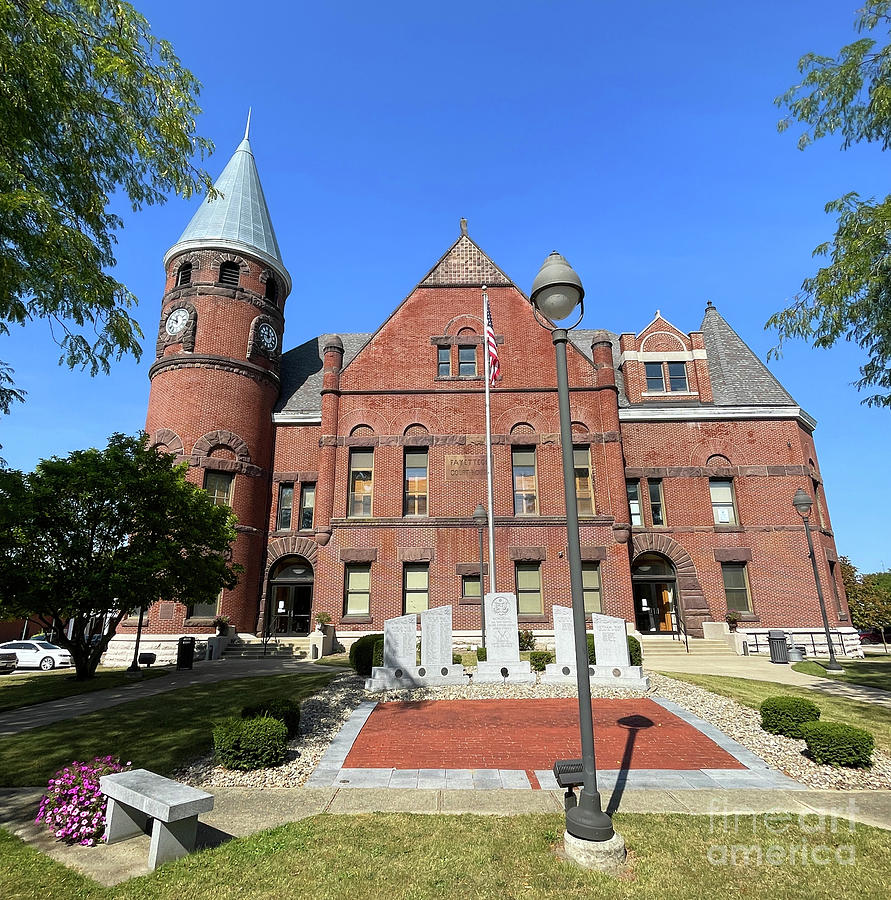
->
<box><xmin>174</xmin><ymin>669</ymin><xmax>891</xmax><ymax>791</ymax></box>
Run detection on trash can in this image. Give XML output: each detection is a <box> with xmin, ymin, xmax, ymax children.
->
<box><xmin>768</xmin><ymin>629</ymin><xmax>789</xmax><ymax>664</ymax></box>
<box><xmin>788</xmin><ymin>646</ymin><xmax>805</xmax><ymax>663</ymax></box>
<box><xmin>176</xmin><ymin>635</ymin><xmax>196</xmax><ymax>670</ymax></box>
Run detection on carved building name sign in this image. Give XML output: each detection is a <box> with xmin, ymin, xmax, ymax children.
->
<box><xmin>444</xmin><ymin>453</ymin><xmax>486</xmax><ymax>481</ymax></box>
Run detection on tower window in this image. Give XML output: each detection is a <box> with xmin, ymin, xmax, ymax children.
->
<box><xmin>265</xmin><ymin>278</ymin><xmax>278</xmax><ymax>303</ymax></box>
<box><xmin>175</xmin><ymin>262</ymin><xmax>192</xmax><ymax>286</ymax></box>
<box><xmin>219</xmin><ymin>261</ymin><xmax>240</xmax><ymax>287</ymax></box>
<box><xmin>204</xmin><ymin>471</ymin><xmax>234</xmax><ymax>507</ymax></box>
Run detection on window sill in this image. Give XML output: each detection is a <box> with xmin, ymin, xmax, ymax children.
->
<box><xmin>340</xmin><ymin>615</ymin><xmax>373</xmax><ymax>624</ymax></box>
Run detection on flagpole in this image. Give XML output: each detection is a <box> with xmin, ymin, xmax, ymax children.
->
<box><xmin>482</xmin><ymin>286</ymin><xmax>497</xmax><ymax>595</ymax></box>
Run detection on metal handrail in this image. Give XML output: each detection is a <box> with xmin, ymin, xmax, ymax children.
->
<box><xmin>744</xmin><ymin>629</ymin><xmax>848</xmax><ymax>657</ymax></box>
<box><xmin>671</xmin><ymin>602</ymin><xmax>690</xmax><ymax>653</ymax></box>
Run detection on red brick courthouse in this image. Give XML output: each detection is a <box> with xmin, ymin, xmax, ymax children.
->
<box><xmin>115</xmin><ymin>133</ymin><xmax>853</xmax><ymax>659</ymax></box>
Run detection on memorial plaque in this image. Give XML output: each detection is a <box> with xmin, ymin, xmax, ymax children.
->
<box><xmin>383</xmin><ymin>614</ymin><xmax>417</xmax><ymax>670</ymax></box>
<box><xmin>444</xmin><ymin>454</ymin><xmax>486</xmax><ymax>482</ymax></box>
<box><xmin>421</xmin><ymin>605</ymin><xmax>452</xmax><ymax>668</ymax></box>
<box><xmin>484</xmin><ymin>592</ymin><xmax>520</xmax><ymax>663</ymax></box>
<box><xmin>591</xmin><ymin>614</ymin><xmax>630</xmax><ymax>667</ymax></box>
<box><xmin>552</xmin><ymin>605</ymin><xmax>576</xmax><ymax>667</ymax></box>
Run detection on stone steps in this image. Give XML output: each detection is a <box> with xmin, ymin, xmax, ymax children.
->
<box><xmin>640</xmin><ymin>638</ymin><xmax>736</xmax><ymax>659</ymax></box>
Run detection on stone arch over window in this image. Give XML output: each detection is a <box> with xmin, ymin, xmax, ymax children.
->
<box><xmin>390</xmin><ymin>410</ymin><xmax>443</xmax><ymax>436</ymax></box>
<box><xmin>257</xmin><ymin>538</ymin><xmax>319</xmax><ymax>636</ymax></box>
<box><xmin>496</xmin><ymin>407</ymin><xmax>547</xmax><ymax>435</ymax></box>
<box><xmin>147</xmin><ymin>428</ymin><xmax>184</xmax><ymax>458</ymax></box>
<box><xmin>511</xmin><ymin>422</ymin><xmax>535</xmax><ymax>435</ymax></box>
<box><xmin>706</xmin><ymin>454</ymin><xmax>732</xmax><ymax>467</ymax></box>
<box><xmin>350</xmin><ymin>424</ymin><xmax>374</xmax><ymax>437</ymax></box>
<box><xmin>641</xmin><ymin>331</ymin><xmax>687</xmax><ymax>352</ymax></box>
<box><xmin>191</xmin><ymin>429</ymin><xmax>260</xmax><ymax>476</ymax></box>
<box><xmin>340</xmin><ymin>409</ymin><xmax>390</xmax><ymax>437</ymax></box>
<box><xmin>571</xmin><ymin>420</ymin><xmax>590</xmax><ymax>437</ymax></box>
<box><xmin>404</xmin><ymin>423</ymin><xmax>429</xmax><ymax>436</ymax></box>
<box><xmin>442</xmin><ymin>313</ymin><xmax>484</xmax><ymax>336</ymax></box>
<box><xmin>631</xmin><ymin>533</ymin><xmax>709</xmax><ymax>637</ymax></box>
<box><xmin>456</xmin><ymin>326</ymin><xmax>478</xmax><ymax>337</ymax></box>
<box><xmin>212</xmin><ymin>252</ymin><xmax>251</xmax><ymax>277</ymax></box>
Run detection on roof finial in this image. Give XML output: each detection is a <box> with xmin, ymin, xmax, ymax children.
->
<box><xmin>706</xmin><ymin>299</ymin><xmax>715</xmax><ymax>312</ymax></box>
<box><xmin>460</xmin><ymin>217</ymin><xmax>468</xmax><ymax>236</ymax></box>
<box><xmin>244</xmin><ymin>107</ymin><xmax>252</xmax><ymax>142</ymax></box>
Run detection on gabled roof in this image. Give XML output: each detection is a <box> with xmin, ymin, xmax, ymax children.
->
<box><xmin>163</xmin><ymin>128</ymin><xmax>290</xmax><ymax>291</ymax></box>
<box><xmin>419</xmin><ymin>232</ymin><xmax>514</xmax><ymax>288</ymax></box>
<box><xmin>275</xmin><ymin>334</ymin><xmax>371</xmax><ymax>417</ymax></box>
<box><xmin>699</xmin><ymin>302</ymin><xmax>796</xmax><ymax>407</ymax></box>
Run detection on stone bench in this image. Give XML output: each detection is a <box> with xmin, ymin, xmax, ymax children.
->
<box><xmin>100</xmin><ymin>769</ymin><xmax>214</xmax><ymax>870</ymax></box>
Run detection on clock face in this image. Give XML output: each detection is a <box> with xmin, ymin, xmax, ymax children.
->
<box><xmin>258</xmin><ymin>323</ymin><xmax>278</xmax><ymax>352</ymax></box>
<box><xmin>165</xmin><ymin>308</ymin><xmax>189</xmax><ymax>336</ymax></box>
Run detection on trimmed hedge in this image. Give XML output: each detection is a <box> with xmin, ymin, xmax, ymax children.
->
<box><xmin>529</xmin><ymin>651</ymin><xmax>553</xmax><ymax>672</ymax></box>
<box><xmin>586</xmin><ymin>634</ymin><xmax>643</xmax><ymax>667</ymax></box>
<box><xmin>214</xmin><ymin>716</ymin><xmax>289</xmax><ymax>770</ymax></box>
<box><xmin>372</xmin><ymin>638</ymin><xmax>384</xmax><ymax>669</ymax></box>
<box><xmin>349</xmin><ymin>633</ymin><xmax>384</xmax><ymax>676</ymax></box>
<box><xmin>241</xmin><ymin>697</ymin><xmax>300</xmax><ymax>737</ymax></box>
<box><xmin>518</xmin><ymin>630</ymin><xmax>536</xmax><ymax>651</ymax></box>
<box><xmin>760</xmin><ymin>696</ymin><xmax>821</xmax><ymax>739</ymax></box>
<box><xmin>800</xmin><ymin>721</ymin><xmax>874</xmax><ymax>768</ymax></box>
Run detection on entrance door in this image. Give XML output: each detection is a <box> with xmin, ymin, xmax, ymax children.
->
<box><xmin>631</xmin><ymin>553</ymin><xmax>678</xmax><ymax>634</ymax></box>
<box><xmin>269</xmin><ymin>557</ymin><xmax>314</xmax><ymax>635</ymax></box>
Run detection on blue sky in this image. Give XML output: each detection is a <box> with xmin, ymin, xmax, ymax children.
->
<box><xmin>2</xmin><ymin>1</ymin><xmax>889</xmax><ymax>571</ymax></box>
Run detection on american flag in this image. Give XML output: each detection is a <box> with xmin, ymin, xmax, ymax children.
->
<box><xmin>485</xmin><ymin>294</ymin><xmax>500</xmax><ymax>385</ymax></box>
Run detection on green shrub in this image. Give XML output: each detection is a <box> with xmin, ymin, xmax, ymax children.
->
<box><xmin>372</xmin><ymin>638</ymin><xmax>384</xmax><ymax>668</ymax></box>
<box><xmin>349</xmin><ymin>633</ymin><xmax>384</xmax><ymax>676</ymax></box>
<box><xmin>586</xmin><ymin>634</ymin><xmax>643</xmax><ymax>666</ymax></box>
<box><xmin>529</xmin><ymin>651</ymin><xmax>553</xmax><ymax>672</ymax></box>
<box><xmin>518</xmin><ymin>630</ymin><xmax>536</xmax><ymax>651</ymax></box>
<box><xmin>241</xmin><ymin>697</ymin><xmax>300</xmax><ymax>737</ymax></box>
<box><xmin>800</xmin><ymin>721</ymin><xmax>874</xmax><ymax>768</ymax></box>
<box><xmin>214</xmin><ymin>716</ymin><xmax>289</xmax><ymax>770</ymax></box>
<box><xmin>477</xmin><ymin>647</ymin><xmax>487</xmax><ymax>662</ymax></box>
<box><xmin>760</xmin><ymin>696</ymin><xmax>821</xmax><ymax>738</ymax></box>
<box><xmin>452</xmin><ymin>652</ymin><xmax>463</xmax><ymax>665</ymax></box>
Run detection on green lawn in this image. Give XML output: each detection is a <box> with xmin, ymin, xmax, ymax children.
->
<box><xmin>3</xmin><ymin>812</ymin><xmax>890</xmax><ymax>900</ymax></box>
<box><xmin>660</xmin><ymin>672</ymin><xmax>891</xmax><ymax>751</ymax></box>
<box><xmin>0</xmin><ymin>667</ymin><xmax>171</xmax><ymax>714</ymax></box>
<box><xmin>0</xmin><ymin>670</ymin><xmax>337</xmax><ymax>788</ymax></box>
<box><xmin>792</xmin><ymin>655</ymin><xmax>891</xmax><ymax>692</ymax></box>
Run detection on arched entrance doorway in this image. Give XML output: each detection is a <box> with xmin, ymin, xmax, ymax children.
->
<box><xmin>268</xmin><ymin>557</ymin><xmax>314</xmax><ymax>635</ymax></box>
<box><xmin>632</xmin><ymin>553</ymin><xmax>677</xmax><ymax>634</ymax></box>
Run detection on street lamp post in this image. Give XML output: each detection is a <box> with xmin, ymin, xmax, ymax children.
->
<box><xmin>792</xmin><ymin>488</ymin><xmax>844</xmax><ymax>673</ymax></box>
<box><xmin>473</xmin><ymin>504</ymin><xmax>488</xmax><ymax>648</ymax></box>
<box><xmin>530</xmin><ymin>251</ymin><xmax>620</xmax><ymax>855</ymax></box>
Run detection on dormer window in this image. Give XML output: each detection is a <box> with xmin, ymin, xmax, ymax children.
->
<box><xmin>644</xmin><ymin>361</ymin><xmax>688</xmax><ymax>393</ymax></box>
<box><xmin>175</xmin><ymin>262</ymin><xmax>192</xmax><ymax>286</ymax></box>
<box><xmin>219</xmin><ymin>261</ymin><xmax>240</xmax><ymax>287</ymax></box>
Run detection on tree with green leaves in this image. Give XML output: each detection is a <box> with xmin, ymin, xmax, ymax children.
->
<box><xmin>838</xmin><ymin>555</ymin><xmax>891</xmax><ymax>653</ymax></box>
<box><xmin>0</xmin><ymin>434</ymin><xmax>240</xmax><ymax>679</ymax></box>
<box><xmin>770</xmin><ymin>1</ymin><xmax>891</xmax><ymax>407</ymax></box>
<box><xmin>0</xmin><ymin>0</ymin><xmax>213</xmax><ymax>423</ymax></box>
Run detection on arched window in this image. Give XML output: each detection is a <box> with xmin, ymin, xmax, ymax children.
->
<box><xmin>265</xmin><ymin>277</ymin><xmax>278</xmax><ymax>303</ymax></box>
<box><xmin>175</xmin><ymin>262</ymin><xmax>192</xmax><ymax>286</ymax></box>
<box><xmin>219</xmin><ymin>261</ymin><xmax>240</xmax><ymax>287</ymax></box>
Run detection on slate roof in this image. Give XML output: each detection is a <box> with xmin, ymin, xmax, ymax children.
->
<box><xmin>699</xmin><ymin>302</ymin><xmax>796</xmax><ymax>407</ymax></box>
<box><xmin>164</xmin><ymin>132</ymin><xmax>290</xmax><ymax>289</ymax></box>
<box><xmin>275</xmin><ymin>334</ymin><xmax>371</xmax><ymax>416</ymax></box>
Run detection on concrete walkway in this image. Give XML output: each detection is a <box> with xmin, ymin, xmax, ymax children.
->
<box><xmin>0</xmin><ymin>658</ymin><xmax>332</xmax><ymax>736</ymax></box>
<box><xmin>2</xmin><ymin>785</ymin><xmax>888</xmax><ymax>886</ymax></box>
<box><xmin>648</xmin><ymin>655</ymin><xmax>891</xmax><ymax>708</ymax></box>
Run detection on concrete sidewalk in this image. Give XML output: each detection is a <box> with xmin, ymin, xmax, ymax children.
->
<box><xmin>1</xmin><ymin>785</ymin><xmax>888</xmax><ymax>886</ymax></box>
<box><xmin>0</xmin><ymin>658</ymin><xmax>335</xmax><ymax>736</ymax></box>
<box><xmin>650</xmin><ymin>656</ymin><xmax>891</xmax><ymax>708</ymax></box>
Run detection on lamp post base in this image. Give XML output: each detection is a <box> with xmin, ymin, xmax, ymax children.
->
<box><xmin>563</xmin><ymin>829</ymin><xmax>627</xmax><ymax>874</ymax></box>
<box><xmin>824</xmin><ymin>661</ymin><xmax>845</xmax><ymax>674</ymax></box>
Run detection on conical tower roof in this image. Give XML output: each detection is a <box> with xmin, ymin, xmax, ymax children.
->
<box><xmin>164</xmin><ymin>122</ymin><xmax>290</xmax><ymax>291</ymax></box>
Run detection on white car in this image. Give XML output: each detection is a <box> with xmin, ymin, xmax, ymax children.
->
<box><xmin>0</xmin><ymin>640</ymin><xmax>73</xmax><ymax>671</ymax></box>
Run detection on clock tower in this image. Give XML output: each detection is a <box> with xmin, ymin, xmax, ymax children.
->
<box><xmin>144</xmin><ymin>121</ymin><xmax>291</xmax><ymax>635</ymax></box>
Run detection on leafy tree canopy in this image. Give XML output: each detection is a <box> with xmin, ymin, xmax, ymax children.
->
<box><xmin>0</xmin><ymin>434</ymin><xmax>240</xmax><ymax>679</ymax></box>
<box><xmin>770</xmin><ymin>1</ymin><xmax>891</xmax><ymax>407</ymax></box>
<box><xmin>0</xmin><ymin>0</ymin><xmax>213</xmax><ymax>419</ymax></box>
<box><xmin>838</xmin><ymin>555</ymin><xmax>891</xmax><ymax>651</ymax></box>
